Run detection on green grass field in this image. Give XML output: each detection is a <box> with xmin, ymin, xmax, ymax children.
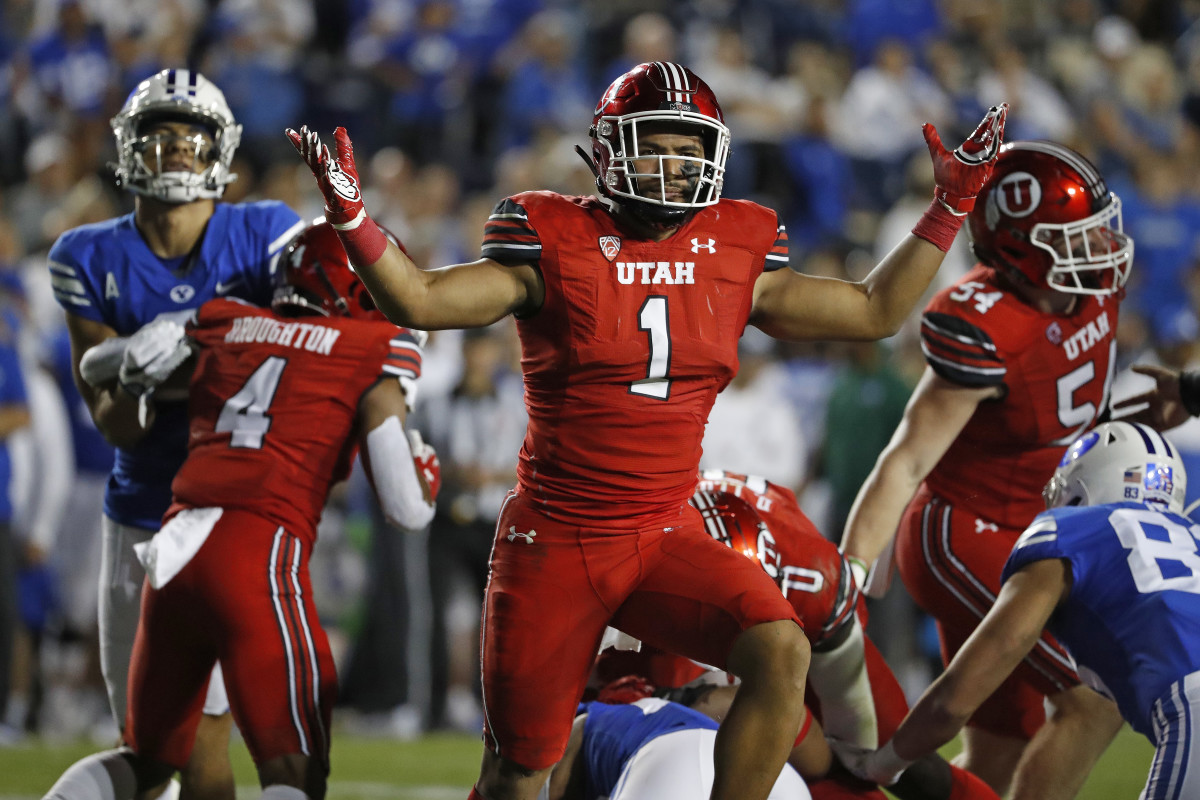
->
<box><xmin>0</xmin><ymin>725</ymin><xmax>1155</xmax><ymax>799</ymax></box>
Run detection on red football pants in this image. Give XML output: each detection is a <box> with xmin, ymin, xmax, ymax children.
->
<box><xmin>481</xmin><ymin>490</ymin><xmax>801</xmax><ymax>769</ymax></box>
<box><xmin>125</xmin><ymin>509</ymin><xmax>336</xmax><ymax>770</ymax></box>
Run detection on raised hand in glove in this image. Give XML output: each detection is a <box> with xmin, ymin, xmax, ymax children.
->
<box><xmin>925</xmin><ymin>103</ymin><xmax>1008</xmax><ymax>216</ymax></box>
<box><xmin>286</xmin><ymin>124</ymin><xmax>390</xmax><ymax>268</ymax></box>
<box><xmin>118</xmin><ymin>318</ymin><xmax>191</xmax><ymax>399</ymax></box>
<box><xmin>286</xmin><ymin>125</ymin><xmax>366</xmax><ymax>228</ymax></box>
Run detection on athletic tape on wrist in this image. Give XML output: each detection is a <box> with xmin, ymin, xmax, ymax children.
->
<box><xmin>333</xmin><ymin>213</ymin><xmax>388</xmax><ymax>267</ymax></box>
<box><xmin>911</xmin><ymin>198</ymin><xmax>964</xmax><ymax>252</ymax></box>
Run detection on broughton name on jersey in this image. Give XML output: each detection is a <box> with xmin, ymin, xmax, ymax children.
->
<box><xmin>1063</xmin><ymin>310</ymin><xmax>1110</xmax><ymax>361</ymax></box>
<box><xmin>615</xmin><ymin>262</ymin><xmax>696</xmax><ymax>285</ymax></box>
<box><xmin>225</xmin><ymin>315</ymin><xmax>342</xmax><ymax>355</ymax></box>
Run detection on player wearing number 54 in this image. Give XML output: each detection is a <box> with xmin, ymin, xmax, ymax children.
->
<box><xmin>839</xmin><ymin>140</ymin><xmax>1147</xmax><ymax>800</ymax></box>
<box><xmin>289</xmin><ymin>62</ymin><xmax>1007</xmax><ymax>800</ymax></box>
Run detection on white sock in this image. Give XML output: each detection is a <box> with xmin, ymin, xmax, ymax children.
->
<box><xmin>260</xmin><ymin>785</ymin><xmax>310</xmax><ymax>800</ymax></box>
<box><xmin>43</xmin><ymin>751</ymin><xmax>136</xmax><ymax>800</ymax></box>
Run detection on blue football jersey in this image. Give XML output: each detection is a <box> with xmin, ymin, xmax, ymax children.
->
<box><xmin>580</xmin><ymin>699</ymin><xmax>718</xmax><ymax>799</ymax></box>
<box><xmin>1003</xmin><ymin>502</ymin><xmax>1200</xmax><ymax>738</ymax></box>
<box><xmin>47</xmin><ymin>201</ymin><xmax>304</xmax><ymax>528</ymax></box>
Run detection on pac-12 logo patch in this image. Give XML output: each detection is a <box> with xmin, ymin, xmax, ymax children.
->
<box><xmin>599</xmin><ymin>235</ymin><xmax>621</xmax><ymax>262</ymax></box>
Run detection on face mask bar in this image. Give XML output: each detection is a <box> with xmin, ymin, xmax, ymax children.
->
<box><xmin>1031</xmin><ymin>193</ymin><xmax>1133</xmax><ymax>296</ymax></box>
<box><xmin>132</xmin><ymin>132</ymin><xmax>217</xmax><ymax>174</ymax></box>
<box><xmin>599</xmin><ymin>111</ymin><xmax>729</xmax><ymax>209</ymax></box>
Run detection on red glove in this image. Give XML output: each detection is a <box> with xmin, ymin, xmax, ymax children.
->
<box><xmin>286</xmin><ymin>125</ymin><xmax>389</xmax><ymax>266</ymax></box>
<box><xmin>286</xmin><ymin>125</ymin><xmax>365</xmax><ymax>226</ymax></box>
<box><xmin>408</xmin><ymin>430</ymin><xmax>441</xmax><ymax>501</ymax></box>
<box><xmin>924</xmin><ymin>103</ymin><xmax>1008</xmax><ymax>216</ymax></box>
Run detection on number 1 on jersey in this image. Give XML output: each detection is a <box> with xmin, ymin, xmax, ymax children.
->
<box><xmin>215</xmin><ymin>356</ymin><xmax>286</xmax><ymax>448</ymax></box>
<box><xmin>631</xmin><ymin>296</ymin><xmax>671</xmax><ymax>400</ymax></box>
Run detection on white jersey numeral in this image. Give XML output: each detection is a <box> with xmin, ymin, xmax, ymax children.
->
<box><xmin>215</xmin><ymin>356</ymin><xmax>286</xmax><ymax>449</ymax></box>
<box><xmin>1051</xmin><ymin>341</ymin><xmax>1115</xmax><ymax>446</ymax></box>
<box><xmin>630</xmin><ymin>296</ymin><xmax>671</xmax><ymax>400</ymax></box>
<box><xmin>1111</xmin><ymin>507</ymin><xmax>1200</xmax><ymax>595</ymax></box>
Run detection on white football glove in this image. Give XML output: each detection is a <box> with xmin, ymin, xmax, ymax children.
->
<box><xmin>829</xmin><ymin>739</ymin><xmax>912</xmax><ymax>787</ymax></box>
<box><xmin>118</xmin><ymin>318</ymin><xmax>191</xmax><ymax>398</ymax></box>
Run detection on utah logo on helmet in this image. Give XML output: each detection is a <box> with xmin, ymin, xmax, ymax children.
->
<box><xmin>968</xmin><ymin>141</ymin><xmax>1133</xmax><ymax>296</ymax></box>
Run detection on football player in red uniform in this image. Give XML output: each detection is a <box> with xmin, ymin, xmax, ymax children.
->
<box><xmin>43</xmin><ymin>222</ymin><xmax>438</xmax><ymax>800</ymax></box>
<box><xmin>595</xmin><ymin>471</ymin><xmax>998</xmax><ymax>800</ymax></box>
<box><xmin>841</xmin><ymin>142</ymin><xmax>1135</xmax><ymax>799</ymax></box>
<box><xmin>288</xmin><ymin>62</ymin><xmax>1007</xmax><ymax>800</ymax></box>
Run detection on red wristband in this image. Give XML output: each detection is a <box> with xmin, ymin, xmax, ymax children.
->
<box><xmin>793</xmin><ymin>707</ymin><xmax>813</xmax><ymax>749</ymax></box>
<box><xmin>333</xmin><ymin>213</ymin><xmax>389</xmax><ymax>268</ymax></box>
<box><xmin>911</xmin><ymin>198</ymin><xmax>965</xmax><ymax>252</ymax></box>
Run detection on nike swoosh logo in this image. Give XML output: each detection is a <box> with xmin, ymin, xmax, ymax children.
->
<box><xmin>215</xmin><ymin>278</ymin><xmax>243</xmax><ymax>295</ymax></box>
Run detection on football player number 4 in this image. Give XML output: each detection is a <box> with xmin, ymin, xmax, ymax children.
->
<box><xmin>631</xmin><ymin>296</ymin><xmax>671</xmax><ymax>400</ymax></box>
<box><xmin>215</xmin><ymin>356</ymin><xmax>286</xmax><ymax>449</ymax></box>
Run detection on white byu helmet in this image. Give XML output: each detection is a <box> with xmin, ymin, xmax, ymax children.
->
<box><xmin>111</xmin><ymin>69</ymin><xmax>241</xmax><ymax>203</ymax></box>
<box><xmin>1044</xmin><ymin>421</ymin><xmax>1187</xmax><ymax>514</ymax></box>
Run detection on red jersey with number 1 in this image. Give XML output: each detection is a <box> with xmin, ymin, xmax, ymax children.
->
<box><xmin>482</xmin><ymin>191</ymin><xmax>788</xmax><ymax>526</ymax></box>
<box><xmin>921</xmin><ymin>264</ymin><xmax>1120</xmax><ymax>529</ymax></box>
<box><xmin>168</xmin><ymin>299</ymin><xmax>423</xmax><ymax>539</ymax></box>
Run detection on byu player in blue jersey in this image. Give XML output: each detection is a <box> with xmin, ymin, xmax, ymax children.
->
<box><xmin>836</xmin><ymin>420</ymin><xmax>1200</xmax><ymax>800</ymax></box>
<box><xmin>46</xmin><ymin>69</ymin><xmax>302</xmax><ymax>800</ymax></box>
<box><xmin>547</xmin><ymin>681</ymin><xmax>812</xmax><ymax>800</ymax></box>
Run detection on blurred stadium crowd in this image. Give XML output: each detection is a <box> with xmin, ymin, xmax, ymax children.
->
<box><xmin>4</xmin><ymin>0</ymin><xmax>1200</xmax><ymax>748</ymax></box>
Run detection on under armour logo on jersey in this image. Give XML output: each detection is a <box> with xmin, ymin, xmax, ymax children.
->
<box><xmin>690</xmin><ymin>237</ymin><xmax>716</xmax><ymax>254</ymax></box>
<box><xmin>105</xmin><ymin>273</ymin><xmax>120</xmax><ymax>299</ymax></box>
<box><xmin>507</xmin><ymin>527</ymin><xmax>536</xmax><ymax>544</ymax></box>
<box><xmin>169</xmin><ymin>285</ymin><xmax>196</xmax><ymax>303</ymax></box>
<box><xmin>974</xmin><ymin>519</ymin><xmax>998</xmax><ymax>534</ymax></box>
<box><xmin>599</xmin><ymin>235</ymin><xmax>621</xmax><ymax>262</ymax></box>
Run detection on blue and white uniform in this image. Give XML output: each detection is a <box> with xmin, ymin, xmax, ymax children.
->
<box><xmin>48</xmin><ymin>202</ymin><xmax>303</xmax><ymax>527</ymax></box>
<box><xmin>1004</xmin><ymin>502</ymin><xmax>1200</xmax><ymax>800</ymax></box>
<box><xmin>47</xmin><ymin>201</ymin><xmax>303</xmax><ymax>725</ymax></box>
<box><xmin>577</xmin><ymin>700</ymin><xmax>809</xmax><ymax>800</ymax></box>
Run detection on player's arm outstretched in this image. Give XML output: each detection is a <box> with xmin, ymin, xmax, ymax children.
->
<box><xmin>833</xmin><ymin>558</ymin><xmax>1067</xmax><ymax>787</ymax></box>
<box><xmin>750</xmin><ymin>104</ymin><xmax>1007</xmax><ymax>342</ymax></box>
<box><xmin>357</xmin><ymin>376</ymin><xmax>439</xmax><ymax>531</ymax></box>
<box><xmin>69</xmin><ymin>313</ymin><xmax>193</xmax><ymax>447</ymax></box>
<box><xmin>840</xmin><ymin>370</ymin><xmax>999</xmax><ymax>587</ymax></box>
<box><xmin>287</xmin><ymin>126</ymin><xmax>544</xmax><ymax>330</ymax></box>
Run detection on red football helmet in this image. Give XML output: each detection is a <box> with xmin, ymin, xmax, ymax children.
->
<box><xmin>690</xmin><ymin>489</ymin><xmax>781</xmax><ymax>580</ymax></box>
<box><xmin>590</xmin><ymin>62</ymin><xmax>730</xmax><ymax>227</ymax></box>
<box><xmin>273</xmin><ymin>220</ymin><xmax>390</xmax><ymax>321</ymax></box>
<box><xmin>967</xmin><ymin>141</ymin><xmax>1132</xmax><ymax>296</ymax></box>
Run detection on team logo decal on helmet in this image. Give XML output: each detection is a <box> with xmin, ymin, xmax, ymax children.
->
<box><xmin>1044</xmin><ymin>421</ymin><xmax>1187</xmax><ymax>513</ymax></box>
<box><xmin>988</xmin><ymin>171</ymin><xmax>1042</xmax><ymax>220</ymax></box>
<box><xmin>968</xmin><ymin>141</ymin><xmax>1132</xmax><ymax>296</ymax></box>
<box><xmin>690</xmin><ymin>489</ymin><xmax>781</xmax><ymax>580</ymax></box>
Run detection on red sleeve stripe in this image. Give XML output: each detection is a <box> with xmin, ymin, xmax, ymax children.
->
<box><xmin>764</xmin><ymin>223</ymin><xmax>789</xmax><ymax>271</ymax></box>
<box><xmin>482</xmin><ymin>198</ymin><xmax>541</xmax><ymax>262</ymax></box>
<box><xmin>386</xmin><ymin>351</ymin><xmax>422</xmax><ymax>373</ymax></box>
<box><xmin>381</xmin><ymin>364</ymin><xmax>419</xmax><ymax>380</ymax></box>
<box><xmin>921</xmin><ymin>312</ymin><xmax>1006</xmax><ymax>385</ymax></box>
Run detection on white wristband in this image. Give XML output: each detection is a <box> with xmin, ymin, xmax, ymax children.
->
<box><xmin>870</xmin><ymin>740</ymin><xmax>914</xmax><ymax>786</ymax></box>
<box><xmin>365</xmin><ymin>415</ymin><xmax>435</xmax><ymax>531</ymax></box>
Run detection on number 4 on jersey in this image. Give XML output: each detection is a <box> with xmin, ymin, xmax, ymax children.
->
<box><xmin>215</xmin><ymin>356</ymin><xmax>286</xmax><ymax>448</ymax></box>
